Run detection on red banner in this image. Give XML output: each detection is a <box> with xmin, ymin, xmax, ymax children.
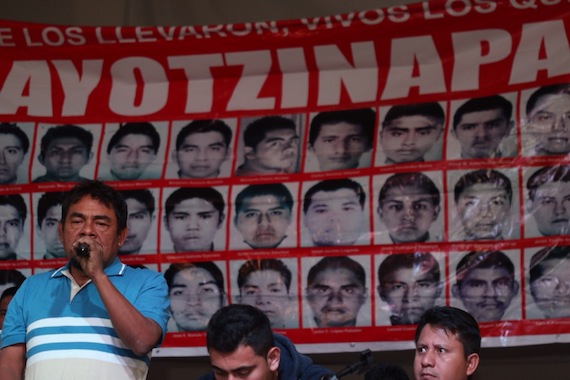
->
<box><xmin>0</xmin><ymin>0</ymin><xmax>569</xmax><ymax>356</ymax></box>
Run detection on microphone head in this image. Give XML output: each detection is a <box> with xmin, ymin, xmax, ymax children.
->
<box><xmin>76</xmin><ymin>242</ymin><xmax>90</xmax><ymax>257</ymax></box>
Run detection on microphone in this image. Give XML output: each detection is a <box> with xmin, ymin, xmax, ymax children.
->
<box><xmin>75</xmin><ymin>242</ymin><xmax>90</xmax><ymax>257</ymax></box>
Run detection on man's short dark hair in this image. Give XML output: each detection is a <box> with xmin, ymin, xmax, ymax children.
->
<box><xmin>454</xmin><ymin>169</ymin><xmax>512</xmax><ymax>204</ymax></box>
<box><xmin>529</xmin><ymin>246</ymin><xmax>570</xmax><ymax>284</ymax></box>
<box><xmin>164</xmin><ymin>261</ymin><xmax>225</xmax><ymax>305</ymax></box>
<box><xmin>308</xmin><ymin>108</ymin><xmax>376</xmax><ymax>147</ymax></box>
<box><xmin>382</xmin><ymin>102</ymin><xmax>444</xmax><ymax>128</ymax></box>
<box><xmin>243</xmin><ymin>116</ymin><xmax>296</xmax><ymax>149</ymax></box>
<box><xmin>61</xmin><ymin>180</ymin><xmax>127</xmax><ymax>233</ymax></box>
<box><xmin>234</xmin><ymin>183</ymin><xmax>293</xmax><ymax>216</ymax></box>
<box><xmin>0</xmin><ymin>123</ymin><xmax>30</xmax><ymax>154</ymax></box>
<box><xmin>453</xmin><ymin>95</ymin><xmax>513</xmax><ymax>130</ymax></box>
<box><xmin>39</xmin><ymin>125</ymin><xmax>93</xmax><ymax>159</ymax></box>
<box><xmin>37</xmin><ymin>192</ymin><xmax>65</xmax><ymax>226</ymax></box>
<box><xmin>455</xmin><ymin>251</ymin><xmax>515</xmax><ymax>287</ymax></box>
<box><xmin>303</xmin><ymin>179</ymin><xmax>366</xmax><ymax>214</ymax></box>
<box><xmin>206</xmin><ymin>304</ymin><xmax>275</xmax><ymax>357</ymax></box>
<box><xmin>0</xmin><ymin>285</ymin><xmax>19</xmax><ymax>303</ymax></box>
<box><xmin>164</xmin><ymin>187</ymin><xmax>225</xmax><ymax>221</ymax></box>
<box><xmin>307</xmin><ymin>256</ymin><xmax>366</xmax><ymax>288</ymax></box>
<box><xmin>238</xmin><ymin>259</ymin><xmax>292</xmax><ymax>292</ymax></box>
<box><xmin>176</xmin><ymin>119</ymin><xmax>233</xmax><ymax>150</ymax></box>
<box><xmin>0</xmin><ymin>194</ymin><xmax>27</xmax><ymax>223</ymax></box>
<box><xmin>379</xmin><ymin>172</ymin><xmax>440</xmax><ymax>207</ymax></box>
<box><xmin>118</xmin><ymin>189</ymin><xmax>156</xmax><ymax>215</ymax></box>
<box><xmin>0</xmin><ymin>269</ymin><xmax>26</xmax><ymax>287</ymax></box>
<box><xmin>107</xmin><ymin>122</ymin><xmax>160</xmax><ymax>154</ymax></box>
<box><xmin>527</xmin><ymin>166</ymin><xmax>570</xmax><ymax>201</ymax></box>
<box><xmin>378</xmin><ymin>252</ymin><xmax>440</xmax><ymax>286</ymax></box>
<box><xmin>414</xmin><ymin>306</ymin><xmax>481</xmax><ymax>359</ymax></box>
<box><xmin>526</xmin><ymin>83</ymin><xmax>570</xmax><ymax>116</ymax></box>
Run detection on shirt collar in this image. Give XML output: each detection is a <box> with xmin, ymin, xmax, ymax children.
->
<box><xmin>51</xmin><ymin>257</ymin><xmax>126</xmax><ymax>278</ymax></box>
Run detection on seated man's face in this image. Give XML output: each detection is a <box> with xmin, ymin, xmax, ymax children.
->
<box><xmin>244</xmin><ymin>128</ymin><xmax>299</xmax><ymax>173</ymax></box>
<box><xmin>379</xmin><ymin>266</ymin><xmax>441</xmax><ymax>324</ymax></box>
<box><xmin>527</xmin><ymin>92</ymin><xmax>570</xmax><ymax>155</ymax></box>
<box><xmin>109</xmin><ymin>134</ymin><xmax>157</xmax><ymax>180</ymax></box>
<box><xmin>452</xmin><ymin>266</ymin><xmax>518</xmax><ymax>322</ymax></box>
<box><xmin>169</xmin><ymin>267</ymin><xmax>222</xmax><ymax>331</ymax></box>
<box><xmin>307</xmin><ymin>267</ymin><xmax>366</xmax><ymax>327</ymax></box>
<box><xmin>120</xmin><ymin>198</ymin><xmax>154</xmax><ymax>255</ymax></box>
<box><xmin>235</xmin><ymin>195</ymin><xmax>291</xmax><ymax>248</ymax></box>
<box><xmin>380</xmin><ymin>115</ymin><xmax>442</xmax><ymax>163</ymax></box>
<box><xmin>0</xmin><ymin>134</ymin><xmax>26</xmax><ymax>185</ymax></box>
<box><xmin>304</xmin><ymin>188</ymin><xmax>365</xmax><ymax>246</ymax></box>
<box><xmin>310</xmin><ymin>122</ymin><xmax>370</xmax><ymax>171</ymax></box>
<box><xmin>175</xmin><ymin>131</ymin><xmax>229</xmax><ymax>179</ymax></box>
<box><xmin>239</xmin><ymin>269</ymin><xmax>291</xmax><ymax>328</ymax></box>
<box><xmin>40</xmin><ymin>137</ymin><xmax>91</xmax><ymax>181</ymax></box>
<box><xmin>165</xmin><ymin>198</ymin><xmax>223</xmax><ymax>252</ymax></box>
<box><xmin>531</xmin><ymin>259</ymin><xmax>570</xmax><ymax>318</ymax></box>
<box><xmin>456</xmin><ymin>183</ymin><xmax>510</xmax><ymax>240</ymax></box>
<box><xmin>453</xmin><ymin>108</ymin><xmax>511</xmax><ymax>159</ymax></box>
<box><xmin>378</xmin><ymin>186</ymin><xmax>440</xmax><ymax>243</ymax></box>
<box><xmin>38</xmin><ymin>205</ymin><xmax>64</xmax><ymax>258</ymax></box>
<box><xmin>529</xmin><ymin>181</ymin><xmax>570</xmax><ymax>236</ymax></box>
<box><xmin>0</xmin><ymin>204</ymin><xmax>24</xmax><ymax>259</ymax></box>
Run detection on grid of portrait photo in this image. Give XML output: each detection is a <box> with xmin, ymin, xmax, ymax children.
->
<box><xmin>2</xmin><ymin>81</ymin><xmax>570</xmax><ymax>343</ymax></box>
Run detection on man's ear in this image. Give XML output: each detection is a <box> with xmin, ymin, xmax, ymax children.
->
<box><xmin>433</xmin><ymin>205</ymin><xmax>441</xmax><ymax>221</ymax></box>
<box><xmin>218</xmin><ymin>213</ymin><xmax>226</xmax><ymax>229</ymax></box>
<box><xmin>377</xmin><ymin>205</ymin><xmax>384</xmax><ymax>221</ymax></box>
<box><xmin>38</xmin><ymin>154</ymin><xmax>45</xmax><ymax>166</ymax></box>
<box><xmin>163</xmin><ymin>215</ymin><xmax>169</xmax><ymax>229</ymax></box>
<box><xmin>466</xmin><ymin>353</ymin><xmax>480</xmax><ymax>376</ymax></box>
<box><xmin>244</xmin><ymin>146</ymin><xmax>255</xmax><ymax>160</ymax></box>
<box><xmin>506</xmin><ymin>120</ymin><xmax>515</xmax><ymax>135</ymax></box>
<box><xmin>57</xmin><ymin>222</ymin><xmax>63</xmax><ymax>243</ymax></box>
<box><xmin>450</xmin><ymin>127</ymin><xmax>457</xmax><ymax>140</ymax></box>
<box><xmin>435</xmin><ymin>281</ymin><xmax>443</xmax><ymax>298</ymax></box>
<box><xmin>451</xmin><ymin>284</ymin><xmax>460</xmax><ymax>298</ymax></box>
<box><xmin>377</xmin><ymin>285</ymin><xmax>387</xmax><ymax>302</ymax></box>
<box><xmin>87</xmin><ymin>152</ymin><xmax>93</xmax><ymax>163</ymax></box>
<box><xmin>513</xmin><ymin>280</ymin><xmax>520</xmax><ymax>296</ymax></box>
<box><xmin>118</xmin><ymin>227</ymin><xmax>128</xmax><ymax>247</ymax></box>
<box><xmin>267</xmin><ymin>347</ymin><xmax>280</xmax><ymax>372</ymax></box>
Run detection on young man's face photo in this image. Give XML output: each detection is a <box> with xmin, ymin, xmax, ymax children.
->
<box><xmin>378</xmin><ymin>186</ymin><xmax>439</xmax><ymax>243</ymax></box>
<box><xmin>307</xmin><ymin>266</ymin><xmax>366</xmax><ymax>327</ymax></box>
<box><xmin>453</xmin><ymin>108</ymin><xmax>511</xmax><ymax>159</ymax></box>
<box><xmin>239</xmin><ymin>269</ymin><xmax>291</xmax><ymax>328</ymax></box>
<box><xmin>120</xmin><ymin>197</ymin><xmax>155</xmax><ymax>254</ymax></box>
<box><xmin>175</xmin><ymin>131</ymin><xmax>229</xmax><ymax>179</ymax></box>
<box><xmin>531</xmin><ymin>259</ymin><xmax>570</xmax><ymax>318</ymax></box>
<box><xmin>235</xmin><ymin>195</ymin><xmax>291</xmax><ymax>249</ymax></box>
<box><xmin>244</xmin><ymin>128</ymin><xmax>299</xmax><ymax>173</ymax></box>
<box><xmin>39</xmin><ymin>136</ymin><xmax>91</xmax><ymax>181</ymax></box>
<box><xmin>304</xmin><ymin>188</ymin><xmax>365</xmax><ymax>246</ymax></box>
<box><xmin>0</xmin><ymin>204</ymin><xmax>24</xmax><ymax>259</ymax></box>
<box><xmin>38</xmin><ymin>205</ymin><xmax>64</xmax><ymax>258</ymax></box>
<box><xmin>0</xmin><ymin>134</ymin><xmax>26</xmax><ymax>185</ymax></box>
<box><xmin>169</xmin><ymin>266</ymin><xmax>222</xmax><ymax>331</ymax></box>
<box><xmin>456</xmin><ymin>183</ymin><xmax>510</xmax><ymax>240</ymax></box>
<box><xmin>309</xmin><ymin>122</ymin><xmax>369</xmax><ymax>171</ymax></box>
<box><xmin>453</xmin><ymin>266</ymin><xmax>518</xmax><ymax>322</ymax></box>
<box><xmin>529</xmin><ymin>181</ymin><xmax>570</xmax><ymax>236</ymax></box>
<box><xmin>380</xmin><ymin>115</ymin><xmax>442</xmax><ymax>163</ymax></box>
<box><xmin>108</xmin><ymin>133</ymin><xmax>157</xmax><ymax>180</ymax></box>
<box><xmin>379</xmin><ymin>265</ymin><xmax>441</xmax><ymax>325</ymax></box>
<box><xmin>527</xmin><ymin>92</ymin><xmax>570</xmax><ymax>155</ymax></box>
<box><xmin>165</xmin><ymin>197</ymin><xmax>223</xmax><ymax>252</ymax></box>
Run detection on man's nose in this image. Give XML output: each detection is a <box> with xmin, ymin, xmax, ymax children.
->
<box><xmin>421</xmin><ymin>350</ymin><xmax>435</xmax><ymax>367</ymax></box>
<box><xmin>79</xmin><ymin>219</ymin><xmax>96</xmax><ymax>237</ymax></box>
<box><xmin>0</xmin><ymin>150</ymin><xmax>6</xmax><ymax>164</ymax></box>
<box><xmin>257</xmin><ymin>213</ymin><xmax>271</xmax><ymax>226</ymax></box>
<box><xmin>554</xmin><ymin>201</ymin><xmax>567</xmax><ymax>216</ymax></box>
<box><xmin>552</xmin><ymin>114</ymin><xmax>568</xmax><ymax>131</ymax></box>
<box><xmin>184</xmin><ymin>293</ymin><xmax>201</xmax><ymax>305</ymax></box>
<box><xmin>196</xmin><ymin>148</ymin><xmax>208</xmax><ymax>161</ymax></box>
<box><xmin>402</xmin><ymin>205</ymin><xmax>417</xmax><ymax>220</ymax></box>
<box><xmin>474</xmin><ymin>125</ymin><xmax>487</xmax><ymax>139</ymax></box>
<box><xmin>126</xmin><ymin>149</ymin><xmax>138</xmax><ymax>163</ymax></box>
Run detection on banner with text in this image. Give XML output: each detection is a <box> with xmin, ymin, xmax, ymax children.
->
<box><xmin>0</xmin><ymin>0</ymin><xmax>570</xmax><ymax>356</ymax></box>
